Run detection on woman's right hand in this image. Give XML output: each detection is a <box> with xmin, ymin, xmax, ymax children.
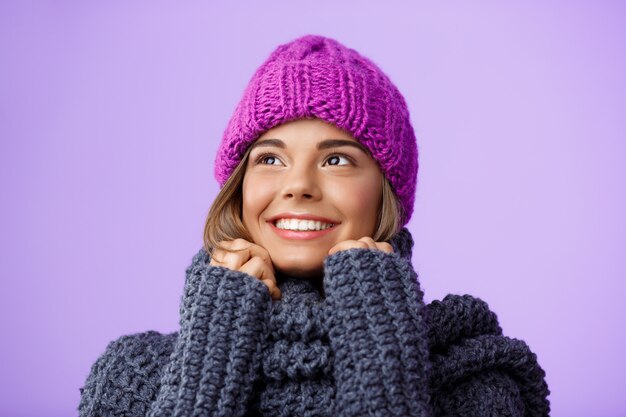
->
<box><xmin>209</xmin><ymin>239</ymin><xmax>282</xmax><ymax>301</ymax></box>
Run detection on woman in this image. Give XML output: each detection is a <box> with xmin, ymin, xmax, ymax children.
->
<box><xmin>79</xmin><ymin>34</ymin><xmax>550</xmax><ymax>416</ymax></box>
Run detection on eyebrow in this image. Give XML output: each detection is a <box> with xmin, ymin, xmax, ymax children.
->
<box><xmin>250</xmin><ymin>138</ymin><xmax>369</xmax><ymax>154</ymax></box>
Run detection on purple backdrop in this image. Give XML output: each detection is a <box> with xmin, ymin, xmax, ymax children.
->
<box><xmin>1</xmin><ymin>1</ymin><xmax>625</xmax><ymax>416</ymax></box>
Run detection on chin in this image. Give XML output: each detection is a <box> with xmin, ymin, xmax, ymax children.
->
<box><xmin>268</xmin><ymin>248</ymin><xmax>326</xmax><ymax>278</ymax></box>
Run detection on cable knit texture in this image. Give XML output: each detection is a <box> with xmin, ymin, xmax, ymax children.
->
<box><xmin>78</xmin><ymin>228</ymin><xmax>550</xmax><ymax>416</ymax></box>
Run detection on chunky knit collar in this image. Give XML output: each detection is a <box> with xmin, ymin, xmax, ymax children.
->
<box><xmin>247</xmin><ymin>227</ymin><xmax>425</xmax><ymax>415</ymax></box>
<box><xmin>266</xmin><ymin>226</ymin><xmax>416</xmax><ymax>347</ymax></box>
<box><xmin>273</xmin><ymin>226</ymin><xmax>415</xmax><ymax>298</ymax></box>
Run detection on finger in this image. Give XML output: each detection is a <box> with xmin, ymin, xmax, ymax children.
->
<box><xmin>376</xmin><ymin>242</ymin><xmax>394</xmax><ymax>254</ymax></box>
<box><xmin>257</xmin><ymin>265</ymin><xmax>281</xmax><ymax>301</ymax></box>
<box><xmin>211</xmin><ymin>247</ymin><xmax>236</xmax><ymax>260</ymax></box>
<box><xmin>222</xmin><ymin>238</ymin><xmax>254</xmax><ymax>251</ymax></box>
<box><xmin>246</xmin><ymin>245</ymin><xmax>274</xmax><ymax>271</ymax></box>
<box><xmin>242</xmin><ymin>256</ymin><xmax>281</xmax><ymax>299</ymax></box>
<box><xmin>211</xmin><ymin>243</ymin><xmax>238</xmax><ymax>266</ymax></box>
<box><xmin>209</xmin><ymin>248</ymin><xmax>226</xmax><ymax>266</ymax></box>
<box><xmin>263</xmin><ymin>278</ymin><xmax>282</xmax><ymax>301</ymax></box>
<box><xmin>328</xmin><ymin>240</ymin><xmax>369</xmax><ymax>255</ymax></box>
<box><xmin>328</xmin><ymin>240</ymin><xmax>354</xmax><ymax>255</ymax></box>
<box><xmin>219</xmin><ymin>250</ymin><xmax>248</xmax><ymax>271</ymax></box>
<box><xmin>357</xmin><ymin>236</ymin><xmax>378</xmax><ymax>250</ymax></box>
<box><xmin>239</xmin><ymin>255</ymin><xmax>265</xmax><ymax>278</ymax></box>
<box><xmin>220</xmin><ymin>240</ymin><xmax>273</xmax><ymax>271</ymax></box>
<box><xmin>240</xmin><ymin>256</ymin><xmax>281</xmax><ymax>300</ymax></box>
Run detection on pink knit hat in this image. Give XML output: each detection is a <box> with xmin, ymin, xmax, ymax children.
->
<box><xmin>214</xmin><ymin>34</ymin><xmax>418</xmax><ymax>226</ymax></box>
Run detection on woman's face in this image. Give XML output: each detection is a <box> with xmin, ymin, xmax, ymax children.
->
<box><xmin>242</xmin><ymin>118</ymin><xmax>383</xmax><ymax>279</ymax></box>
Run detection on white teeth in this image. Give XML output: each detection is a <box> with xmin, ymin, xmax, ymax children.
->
<box><xmin>275</xmin><ymin>218</ymin><xmax>334</xmax><ymax>231</ymax></box>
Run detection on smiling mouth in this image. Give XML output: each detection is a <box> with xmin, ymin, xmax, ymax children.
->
<box><xmin>273</xmin><ymin>218</ymin><xmax>336</xmax><ymax>231</ymax></box>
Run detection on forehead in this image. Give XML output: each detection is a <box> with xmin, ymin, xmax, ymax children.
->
<box><xmin>253</xmin><ymin>118</ymin><xmax>367</xmax><ymax>152</ymax></box>
<box><xmin>258</xmin><ymin>118</ymin><xmax>355</xmax><ymax>142</ymax></box>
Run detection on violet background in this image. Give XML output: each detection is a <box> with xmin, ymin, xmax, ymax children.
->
<box><xmin>1</xmin><ymin>1</ymin><xmax>625</xmax><ymax>416</ymax></box>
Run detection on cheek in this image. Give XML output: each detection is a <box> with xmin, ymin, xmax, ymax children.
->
<box><xmin>242</xmin><ymin>174</ymin><xmax>276</xmax><ymax>224</ymax></box>
<box><xmin>327</xmin><ymin>177</ymin><xmax>381</xmax><ymax>219</ymax></box>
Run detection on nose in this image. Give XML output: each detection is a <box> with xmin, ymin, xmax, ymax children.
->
<box><xmin>280</xmin><ymin>163</ymin><xmax>321</xmax><ymax>201</ymax></box>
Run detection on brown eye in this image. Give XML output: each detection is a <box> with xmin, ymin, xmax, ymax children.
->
<box><xmin>255</xmin><ymin>153</ymin><xmax>283</xmax><ymax>166</ymax></box>
<box><xmin>325</xmin><ymin>154</ymin><xmax>352</xmax><ymax>166</ymax></box>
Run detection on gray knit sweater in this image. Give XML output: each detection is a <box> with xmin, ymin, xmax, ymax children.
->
<box><xmin>78</xmin><ymin>228</ymin><xmax>550</xmax><ymax>416</ymax></box>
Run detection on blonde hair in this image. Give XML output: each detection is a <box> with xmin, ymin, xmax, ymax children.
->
<box><xmin>203</xmin><ymin>146</ymin><xmax>403</xmax><ymax>255</ymax></box>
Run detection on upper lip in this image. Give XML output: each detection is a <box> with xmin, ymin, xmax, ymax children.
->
<box><xmin>267</xmin><ymin>212</ymin><xmax>341</xmax><ymax>224</ymax></box>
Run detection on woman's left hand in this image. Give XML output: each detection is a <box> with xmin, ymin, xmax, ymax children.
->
<box><xmin>328</xmin><ymin>236</ymin><xmax>394</xmax><ymax>255</ymax></box>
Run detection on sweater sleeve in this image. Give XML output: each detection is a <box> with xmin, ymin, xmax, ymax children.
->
<box><xmin>147</xmin><ymin>250</ymin><xmax>272</xmax><ymax>417</ymax></box>
<box><xmin>78</xmin><ymin>248</ymin><xmax>272</xmax><ymax>417</ymax></box>
<box><xmin>322</xmin><ymin>248</ymin><xmax>431</xmax><ymax>417</ymax></box>
<box><xmin>78</xmin><ymin>331</ymin><xmax>177</xmax><ymax>417</ymax></box>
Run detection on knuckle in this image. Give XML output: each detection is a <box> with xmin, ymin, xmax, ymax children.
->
<box><xmin>261</xmin><ymin>277</ymin><xmax>277</xmax><ymax>287</ymax></box>
<box><xmin>224</xmin><ymin>252</ymin><xmax>241</xmax><ymax>265</ymax></box>
<box><xmin>252</xmin><ymin>246</ymin><xmax>272</xmax><ymax>263</ymax></box>
<box><xmin>250</xmin><ymin>255</ymin><xmax>264</xmax><ymax>265</ymax></box>
<box><xmin>226</xmin><ymin>239</ymin><xmax>245</xmax><ymax>252</ymax></box>
<box><xmin>234</xmin><ymin>251</ymin><xmax>249</xmax><ymax>262</ymax></box>
<box><xmin>379</xmin><ymin>246</ymin><xmax>390</xmax><ymax>253</ymax></box>
<box><xmin>233</xmin><ymin>238</ymin><xmax>250</xmax><ymax>246</ymax></box>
